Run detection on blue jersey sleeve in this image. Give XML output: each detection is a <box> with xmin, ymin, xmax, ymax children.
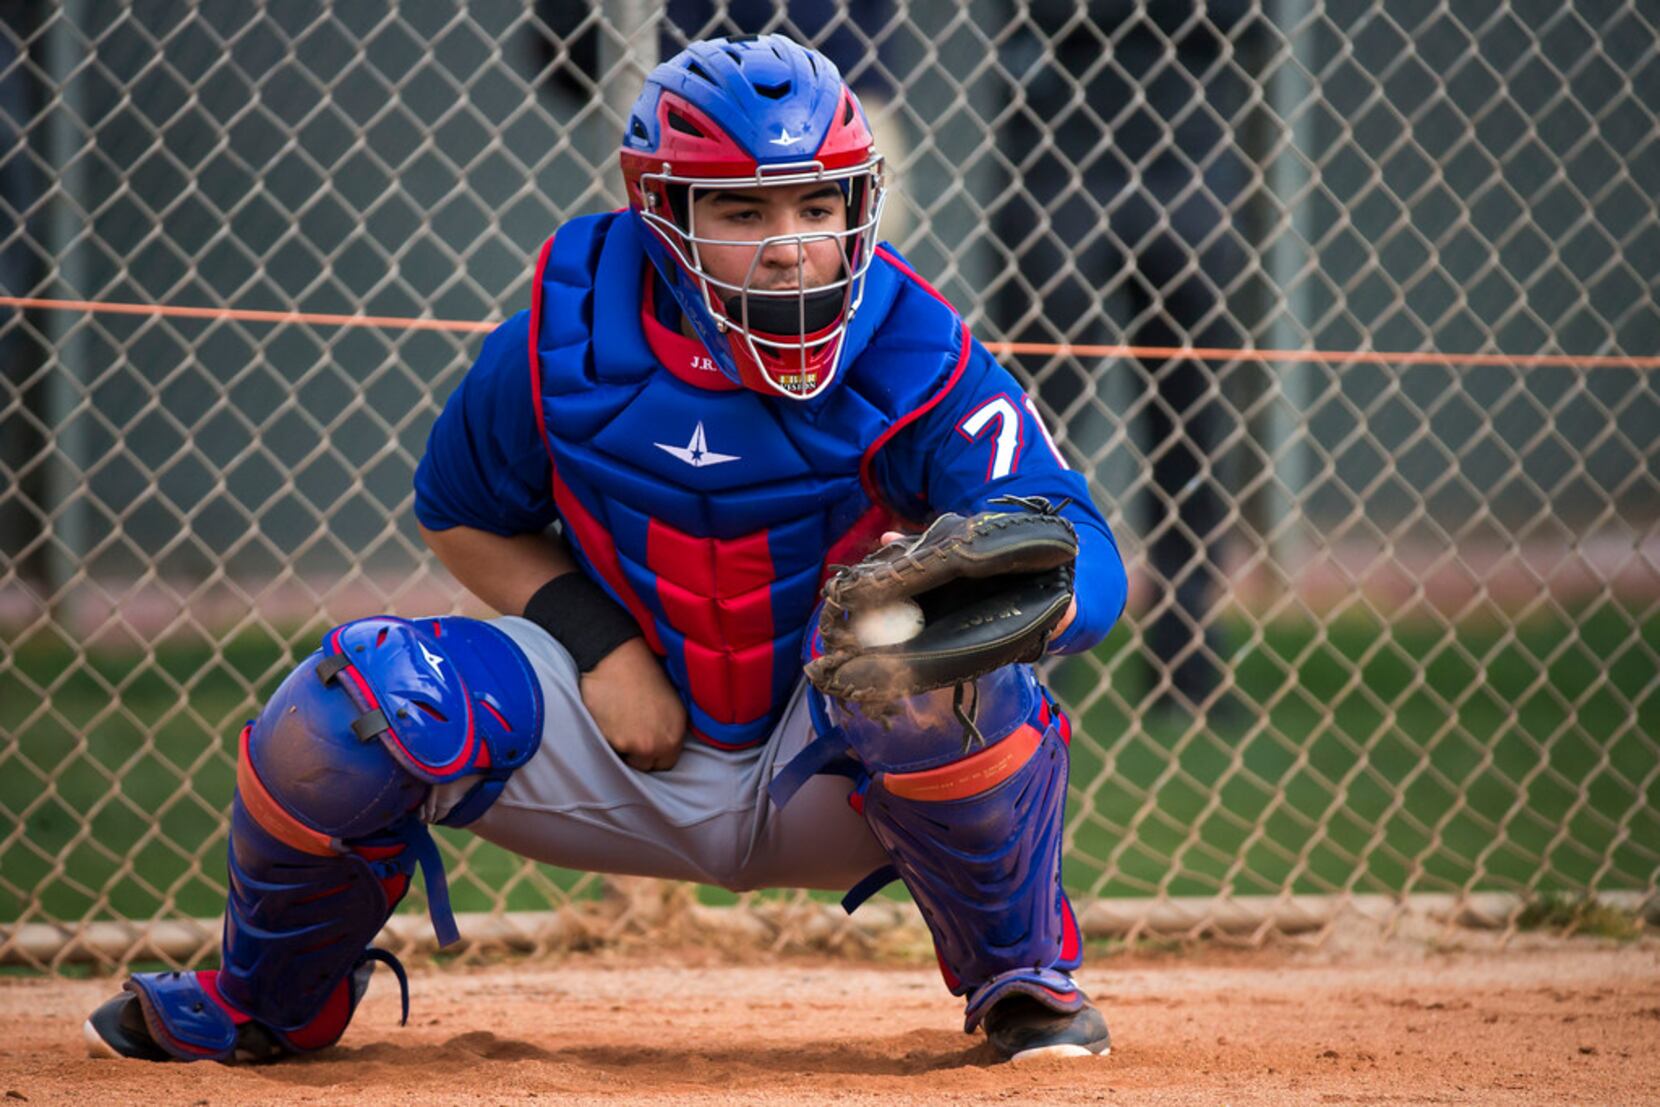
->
<box><xmin>870</xmin><ymin>338</ymin><xmax>1128</xmax><ymax>654</ymax></box>
<box><xmin>413</xmin><ymin>311</ymin><xmax>560</xmax><ymax>536</ymax></box>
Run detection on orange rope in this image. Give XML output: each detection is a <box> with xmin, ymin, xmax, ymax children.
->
<box><xmin>3</xmin><ymin>294</ymin><xmax>1655</xmax><ymax>368</ymax></box>
<box><xmin>986</xmin><ymin>341</ymin><xmax>1660</xmax><ymax>369</ymax></box>
<box><xmin>0</xmin><ymin>295</ymin><xmax>495</xmax><ymax>335</ymax></box>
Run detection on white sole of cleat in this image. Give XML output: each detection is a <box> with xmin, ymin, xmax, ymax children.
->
<box><xmin>1010</xmin><ymin>1043</ymin><xmax>1110</xmax><ymax>1064</ymax></box>
<box><xmin>82</xmin><ymin>1018</ymin><xmax>122</xmax><ymax>1059</ymax></box>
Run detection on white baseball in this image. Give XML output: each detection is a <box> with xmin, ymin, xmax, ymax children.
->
<box><xmin>851</xmin><ymin>600</ymin><xmax>926</xmax><ymax>648</ymax></box>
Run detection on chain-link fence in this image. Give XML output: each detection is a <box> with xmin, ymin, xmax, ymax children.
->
<box><xmin>1</xmin><ymin>1</ymin><xmax>1656</xmax><ymax>971</ymax></box>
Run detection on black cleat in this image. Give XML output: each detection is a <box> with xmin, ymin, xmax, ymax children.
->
<box><xmin>83</xmin><ymin>987</ymin><xmax>287</xmax><ymax>1064</ymax></box>
<box><xmin>83</xmin><ymin>954</ymin><xmax>396</xmax><ymax>1063</ymax></box>
<box><xmin>983</xmin><ymin>991</ymin><xmax>1112</xmax><ymax>1062</ymax></box>
<box><xmin>83</xmin><ymin>993</ymin><xmax>173</xmax><ymax>1062</ymax></box>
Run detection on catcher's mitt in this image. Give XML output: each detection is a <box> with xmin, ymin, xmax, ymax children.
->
<box><xmin>806</xmin><ymin>495</ymin><xmax>1077</xmax><ymax>705</ymax></box>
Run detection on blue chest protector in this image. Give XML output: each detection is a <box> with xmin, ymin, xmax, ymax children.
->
<box><xmin>531</xmin><ymin>212</ymin><xmax>964</xmax><ymax>749</ymax></box>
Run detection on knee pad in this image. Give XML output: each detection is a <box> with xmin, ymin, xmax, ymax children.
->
<box><xmin>264</xmin><ymin>615</ymin><xmax>544</xmax><ymax>833</ymax></box>
<box><xmin>128</xmin><ymin>616</ymin><xmax>543</xmax><ymax>1058</ymax></box>
<box><xmin>774</xmin><ymin>661</ymin><xmax>1082</xmax><ymax>1024</ymax></box>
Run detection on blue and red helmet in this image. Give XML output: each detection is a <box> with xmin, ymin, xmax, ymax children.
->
<box><xmin>620</xmin><ymin>35</ymin><xmax>886</xmax><ymax>400</ymax></box>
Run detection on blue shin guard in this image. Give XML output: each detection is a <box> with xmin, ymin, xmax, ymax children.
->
<box><xmin>774</xmin><ymin>660</ymin><xmax>1084</xmax><ymax>1033</ymax></box>
<box><xmin>122</xmin><ymin>616</ymin><xmax>543</xmax><ymax>1061</ymax></box>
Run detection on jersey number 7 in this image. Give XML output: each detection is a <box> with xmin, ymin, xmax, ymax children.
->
<box><xmin>956</xmin><ymin>393</ymin><xmax>1069</xmax><ymax>480</ymax></box>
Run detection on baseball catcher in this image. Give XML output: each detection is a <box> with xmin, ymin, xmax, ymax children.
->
<box><xmin>83</xmin><ymin>33</ymin><xmax>1128</xmax><ymax>1065</ymax></box>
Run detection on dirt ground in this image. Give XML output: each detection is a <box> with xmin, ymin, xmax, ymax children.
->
<box><xmin>2</xmin><ymin>938</ymin><xmax>1657</xmax><ymax>1106</ymax></box>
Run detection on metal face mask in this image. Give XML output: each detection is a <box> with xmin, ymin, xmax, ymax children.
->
<box><xmin>620</xmin><ymin>35</ymin><xmax>886</xmax><ymax>401</ymax></box>
<box><xmin>639</xmin><ymin>159</ymin><xmax>886</xmax><ymax>400</ymax></box>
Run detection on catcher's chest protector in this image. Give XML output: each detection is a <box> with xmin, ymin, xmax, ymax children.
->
<box><xmin>531</xmin><ymin>213</ymin><xmax>963</xmax><ymax>749</ymax></box>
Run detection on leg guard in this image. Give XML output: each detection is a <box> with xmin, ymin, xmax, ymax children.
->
<box><xmin>122</xmin><ymin>616</ymin><xmax>543</xmax><ymax>1062</ymax></box>
<box><xmin>774</xmin><ymin>660</ymin><xmax>1084</xmax><ymax>1034</ymax></box>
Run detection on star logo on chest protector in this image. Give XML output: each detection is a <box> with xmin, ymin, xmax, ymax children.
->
<box><xmin>655</xmin><ymin>421</ymin><xmax>741</xmax><ymax>468</ymax></box>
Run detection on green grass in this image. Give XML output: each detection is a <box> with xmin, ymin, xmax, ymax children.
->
<box><xmin>1515</xmin><ymin>892</ymin><xmax>1647</xmax><ymax>940</ymax></box>
<box><xmin>2</xmin><ymin>601</ymin><xmax>1656</xmax><ymax>929</ymax></box>
<box><xmin>1054</xmin><ymin>601</ymin><xmax>1660</xmax><ymax>901</ymax></box>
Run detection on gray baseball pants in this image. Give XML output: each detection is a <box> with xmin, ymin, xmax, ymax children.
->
<box><xmin>428</xmin><ymin>616</ymin><xmax>891</xmax><ymax>891</ymax></box>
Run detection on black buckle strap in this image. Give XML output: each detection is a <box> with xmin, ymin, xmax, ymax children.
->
<box><xmin>316</xmin><ymin>653</ymin><xmax>350</xmax><ymax>685</ymax></box>
<box><xmin>351</xmin><ymin>709</ymin><xmax>390</xmax><ymax>743</ymax></box>
<box><xmin>356</xmin><ymin>947</ymin><xmax>411</xmax><ymax>1026</ymax></box>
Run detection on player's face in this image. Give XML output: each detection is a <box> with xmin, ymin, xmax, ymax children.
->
<box><xmin>689</xmin><ymin>181</ymin><xmax>850</xmax><ymax>295</ymax></box>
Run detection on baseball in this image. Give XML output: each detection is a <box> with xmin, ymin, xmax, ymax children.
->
<box><xmin>851</xmin><ymin>600</ymin><xmax>926</xmax><ymax>647</ymax></box>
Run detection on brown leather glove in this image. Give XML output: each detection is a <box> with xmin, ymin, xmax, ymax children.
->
<box><xmin>806</xmin><ymin>496</ymin><xmax>1077</xmax><ymax>704</ymax></box>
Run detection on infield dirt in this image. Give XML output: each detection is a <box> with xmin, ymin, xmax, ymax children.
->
<box><xmin>2</xmin><ymin>939</ymin><xmax>1655</xmax><ymax>1105</ymax></box>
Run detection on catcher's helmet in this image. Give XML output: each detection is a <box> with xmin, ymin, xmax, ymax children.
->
<box><xmin>620</xmin><ymin>34</ymin><xmax>886</xmax><ymax>400</ymax></box>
